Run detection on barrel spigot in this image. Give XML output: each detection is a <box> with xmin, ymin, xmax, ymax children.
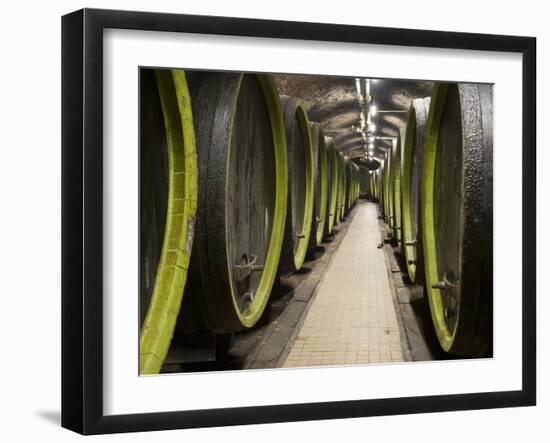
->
<box><xmin>233</xmin><ymin>255</ymin><xmax>263</xmax><ymax>282</ymax></box>
<box><xmin>431</xmin><ymin>272</ymin><xmax>458</xmax><ymax>294</ymax></box>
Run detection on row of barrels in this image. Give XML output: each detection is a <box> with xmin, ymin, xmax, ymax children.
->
<box><xmin>140</xmin><ymin>69</ymin><xmax>360</xmax><ymax>373</ymax></box>
<box><xmin>366</xmin><ymin>83</ymin><xmax>493</xmax><ymax>357</ymax></box>
<box><xmin>363</xmin><ymin>168</ymin><xmax>381</xmax><ymax>201</ymax></box>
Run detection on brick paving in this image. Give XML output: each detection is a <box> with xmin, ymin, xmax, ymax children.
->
<box><xmin>282</xmin><ymin>201</ymin><xmax>404</xmax><ymax>367</ymax></box>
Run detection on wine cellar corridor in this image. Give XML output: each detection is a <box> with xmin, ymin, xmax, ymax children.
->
<box><xmin>283</xmin><ymin>202</ymin><xmax>404</xmax><ymax>368</ymax></box>
<box><xmin>140</xmin><ymin>70</ymin><xmax>493</xmax><ymax>375</ymax></box>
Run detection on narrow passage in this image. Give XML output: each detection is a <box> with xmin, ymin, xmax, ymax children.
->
<box><xmin>283</xmin><ymin>201</ymin><xmax>404</xmax><ymax>367</ymax></box>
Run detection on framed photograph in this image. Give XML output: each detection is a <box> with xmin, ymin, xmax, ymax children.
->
<box><xmin>61</xmin><ymin>8</ymin><xmax>536</xmax><ymax>435</ymax></box>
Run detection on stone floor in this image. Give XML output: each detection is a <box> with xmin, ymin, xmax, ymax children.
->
<box><xmin>282</xmin><ymin>201</ymin><xmax>404</xmax><ymax>367</ymax></box>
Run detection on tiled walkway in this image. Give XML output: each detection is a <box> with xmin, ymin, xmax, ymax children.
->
<box><xmin>282</xmin><ymin>201</ymin><xmax>404</xmax><ymax>367</ymax></box>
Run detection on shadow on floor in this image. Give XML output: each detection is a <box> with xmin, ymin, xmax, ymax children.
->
<box><xmin>36</xmin><ymin>410</ymin><xmax>60</xmax><ymax>426</ymax></box>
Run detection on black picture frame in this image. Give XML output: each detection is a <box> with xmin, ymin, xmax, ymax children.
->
<box><xmin>61</xmin><ymin>8</ymin><xmax>537</xmax><ymax>435</ymax></box>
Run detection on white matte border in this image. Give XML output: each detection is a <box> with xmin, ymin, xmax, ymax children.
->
<box><xmin>103</xmin><ymin>29</ymin><xmax>523</xmax><ymax>416</ymax></box>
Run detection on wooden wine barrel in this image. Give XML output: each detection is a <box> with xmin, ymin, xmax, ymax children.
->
<box><xmin>389</xmin><ymin>140</ymin><xmax>398</xmax><ymax>231</ymax></box>
<box><xmin>186</xmin><ymin>72</ymin><xmax>288</xmax><ymax>333</ymax></box>
<box><xmin>374</xmin><ymin>169</ymin><xmax>380</xmax><ymax>201</ymax></box>
<box><xmin>350</xmin><ymin>160</ymin><xmax>356</xmax><ymax>209</ymax></box>
<box><xmin>139</xmin><ymin>69</ymin><xmax>198</xmax><ymax>374</ymax></box>
<box><xmin>373</xmin><ymin>169</ymin><xmax>379</xmax><ymax>200</ymax></box>
<box><xmin>334</xmin><ymin>153</ymin><xmax>340</xmax><ymax>224</ymax></box>
<box><xmin>324</xmin><ymin>137</ymin><xmax>339</xmax><ymax>235</ymax></box>
<box><xmin>352</xmin><ymin>165</ymin><xmax>356</xmax><ymax>204</ymax></box>
<box><xmin>338</xmin><ymin>152</ymin><xmax>346</xmax><ymax>221</ymax></box>
<box><xmin>336</xmin><ymin>153</ymin><xmax>342</xmax><ymax>221</ymax></box>
<box><xmin>378</xmin><ymin>169</ymin><xmax>382</xmax><ymax>200</ymax></box>
<box><xmin>383</xmin><ymin>148</ymin><xmax>394</xmax><ymax>229</ymax></box>
<box><xmin>422</xmin><ymin>82</ymin><xmax>493</xmax><ymax>356</ymax></box>
<box><xmin>383</xmin><ymin>155</ymin><xmax>389</xmax><ymax>220</ymax></box>
<box><xmin>350</xmin><ymin>160</ymin><xmax>357</xmax><ymax>209</ymax></box>
<box><xmin>392</xmin><ymin>129</ymin><xmax>404</xmax><ymax>251</ymax></box>
<box><xmin>379</xmin><ymin>160</ymin><xmax>386</xmax><ymax>217</ymax></box>
<box><xmin>344</xmin><ymin>158</ymin><xmax>353</xmax><ymax>214</ymax></box>
<box><xmin>355</xmin><ymin>165</ymin><xmax>361</xmax><ymax>203</ymax></box>
<box><xmin>353</xmin><ymin>163</ymin><xmax>357</xmax><ymax>204</ymax></box>
<box><xmin>401</xmin><ymin>97</ymin><xmax>431</xmax><ymax>284</ymax></box>
<box><xmin>373</xmin><ymin>169</ymin><xmax>379</xmax><ymax>201</ymax></box>
<box><xmin>359</xmin><ymin>167</ymin><xmax>369</xmax><ymax>198</ymax></box>
<box><xmin>372</xmin><ymin>168</ymin><xmax>381</xmax><ymax>203</ymax></box>
<box><xmin>342</xmin><ymin>155</ymin><xmax>347</xmax><ymax>218</ymax></box>
<box><xmin>279</xmin><ymin>96</ymin><xmax>314</xmax><ymax>274</ymax></box>
<box><xmin>334</xmin><ymin>149</ymin><xmax>342</xmax><ymax>225</ymax></box>
<box><xmin>368</xmin><ymin>170</ymin><xmax>373</xmax><ymax>200</ymax></box>
<box><xmin>354</xmin><ymin>164</ymin><xmax>359</xmax><ymax>202</ymax></box>
<box><xmin>309</xmin><ymin>122</ymin><xmax>328</xmax><ymax>248</ymax></box>
<box><xmin>369</xmin><ymin>170</ymin><xmax>373</xmax><ymax>199</ymax></box>
<box><xmin>354</xmin><ymin>163</ymin><xmax>360</xmax><ymax>203</ymax></box>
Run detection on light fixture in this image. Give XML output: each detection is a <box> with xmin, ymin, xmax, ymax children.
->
<box><xmin>370</xmin><ymin>104</ymin><xmax>377</xmax><ymax>116</ymax></box>
<box><xmin>368</xmin><ymin>123</ymin><xmax>376</xmax><ymax>132</ymax></box>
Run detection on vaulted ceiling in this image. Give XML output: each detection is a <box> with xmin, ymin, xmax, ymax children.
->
<box><xmin>274</xmin><ymin>74</ymin><xmax>434</xmax><ymax>166</ymax></box>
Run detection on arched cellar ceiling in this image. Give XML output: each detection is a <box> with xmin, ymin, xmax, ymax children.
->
<box><xmin>274</xmin><ymin>74</ymin><xmax>434</xmax><ymax>160</ymax></box>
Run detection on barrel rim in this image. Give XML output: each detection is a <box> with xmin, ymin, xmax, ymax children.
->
<box><xmin>383</xmin><ymin>150</ymin><xmax>392</xmax><ymax>225</ymax></box>
<box><xmin>324</xmin><ymin>136</ymin><xmax>339</xmax><ymax>234</ymax></box>
<box><xmin>139</xmin><ymin>69</ymin><xmax>198</xmax><ymax>374</ymax></box>
<box><xmin>310</xmin><ymin>122</ymin><xmax>328</xmax><ymax>247</ymax></box>
<box><xmin>402</xmin><ymin>97</ymin><xmax>430</xmax><ymax>283</ymax></box>
<box><xmin>284</xmin><ymin>97</ymin><xmax>315</xmax><ymax>271</ymax></box>
<box><xmin>423</xmin><ymin>82</ymin><xmax>455</xmax><ymax>351</ymax></box>
<box><xmin>344</xmin><ymin>158</ymin><xmax>353</xmax><ymax>213</ymax></box>
<box><xmin>224</xmin><ymin>74</ymin><xmax>288</xmax><ymax>329</ymax></box>
<box><xmin>393</xmin><ymin>128</ymin><xmax>404</xmax><ymax>251</ymax></box>
<box><xmin>386</xmin><ymin>140</ymin><xmax>396</xmax><ymax>230</ymax></box>
<box><xmin>338</xmin><ymin>152</ymin><xmax>346</xmax><ymax>221</ymax></box>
